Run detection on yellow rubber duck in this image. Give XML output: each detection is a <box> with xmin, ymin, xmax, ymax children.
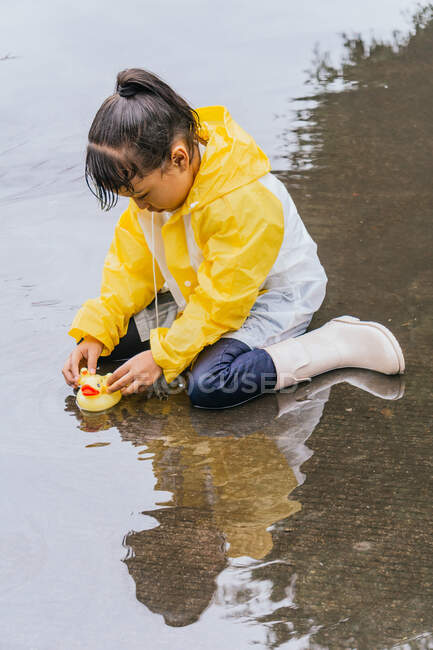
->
<box><xmin>76</xmin><ymin>367</ymin><xmax>122</xmax><ymax>412</ymax></box>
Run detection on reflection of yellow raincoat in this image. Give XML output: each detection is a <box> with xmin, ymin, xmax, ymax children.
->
<box><xmin>70</xmin><ymin>106</ymin><xmax>324</xmax><ymax>381</ymax></box>
<box><xmin>136</xmin><ymin>398</ymin><xmax>301</xmax><ymax>560</ymax></box>
<box><xmin>155</xmin><ymin>432</ymin><xmax>301</xmax><ymax>560</ymax></box>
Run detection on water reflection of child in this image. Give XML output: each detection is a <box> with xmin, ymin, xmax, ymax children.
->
<box><xmin>62</xmin><ymin>68</ymin><xmax>404</xmax><ymax>408</ymax></box>
<box><xmin>64</xmin><ymin>369</ymin><xmax>403</xmax><ymax>627</ymax></box>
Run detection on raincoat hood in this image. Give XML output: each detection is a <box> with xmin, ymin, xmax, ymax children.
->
<box><xmin>175</xmin><ymin>105</ymin><xmax>270</xmax><ymax>217</ymax></box>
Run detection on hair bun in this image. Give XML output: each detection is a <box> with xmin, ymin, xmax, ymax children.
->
<box><xmin>118</xmin><ymin>84</ymin><xmax>139</xmax><ymax>98</ymax></box>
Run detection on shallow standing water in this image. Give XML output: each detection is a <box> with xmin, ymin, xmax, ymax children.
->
<box><xmin>1</xmin><ymin>2</ymin><xmax>432</xmax><ymax>649</ymax></box>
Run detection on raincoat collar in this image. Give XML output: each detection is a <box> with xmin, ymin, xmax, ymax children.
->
<box><xmin>170</xmin><ymin>105</ymin><xmax>270</xmax><ymax>221</ymax></box>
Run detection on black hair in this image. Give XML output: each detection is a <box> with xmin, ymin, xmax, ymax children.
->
<box><xmin>85</xmin><ymin>68</ymin><xmax>200</xmax><ymax>210</ymax></box>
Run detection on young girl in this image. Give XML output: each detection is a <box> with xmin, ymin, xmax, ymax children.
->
<box><xmin>62</xmin><ymin>68</ymin><xmax>404</xmax><ymax>408</ymax></box>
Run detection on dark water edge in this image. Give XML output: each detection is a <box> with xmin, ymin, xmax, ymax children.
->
<box><xmin>270</xmin><ymin>10</ymin><xmax>433</xmax><ymax>647</ymax></box>
<box><xmin>1</xmin><ymin>5</ymin><xmax>433</xmax><ymax>650</ymax></box>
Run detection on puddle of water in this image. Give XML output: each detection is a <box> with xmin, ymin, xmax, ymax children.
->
<box><xmin>1</xmin><ymin>2</ymin><xmax>433</xmax><ymax>649</ymax></box>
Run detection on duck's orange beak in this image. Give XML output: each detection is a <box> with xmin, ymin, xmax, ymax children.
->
<box><xmin>81</xmin><ymin>384</ymin><xmax>100</xmax><ymax>396</ymax></box>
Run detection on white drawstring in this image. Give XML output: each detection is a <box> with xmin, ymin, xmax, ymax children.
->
<box><xmin>151</xmin><ymin>211</ymin><xmax>160</xmax><ymax>330</ymax></box>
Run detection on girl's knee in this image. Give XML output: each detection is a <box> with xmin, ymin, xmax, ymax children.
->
<box><xmin>186</xmin><ymin>339</ymin><xmax>250</xmax><ymax>408</ymax></box>
<box><xmin>186</xmin><ymin>367</ymin><xmax>223</xmax><ymax>408</ymax></box>
<box><xmin>186</xmin><ymin>363</ymin><xmax>257</xmax><ymax>409</ymax></box>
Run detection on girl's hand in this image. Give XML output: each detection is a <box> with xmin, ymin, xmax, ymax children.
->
<box><xmin>106</xmin><ymin>350</ymin><xmax>162</xmax><ymax>395</ymax></box>
<box><xmin>62</xmin><ymin>336</ymin><xmax>104</xmax><ymax>387</ymax></box>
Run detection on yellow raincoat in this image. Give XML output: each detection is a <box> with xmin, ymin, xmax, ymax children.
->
<box><xmin>70</xmin><ymin>106</ymin><xmax>288</xmax><ymax>381</ymax></box>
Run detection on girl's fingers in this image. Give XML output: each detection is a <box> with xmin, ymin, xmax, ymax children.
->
<box><xmin>122</xmin><ymin>374</ymin><xmax>154</xmax><ymax>395</ymax></box>
<box><xmin>121</xmin><ymin>384</ymin><xmax>134</xmax><ymax>396</ymax></box>
<box><xmin>121</xmin><ymin>380</ymin><xmax>143</xmax><ymax>396</ymax></box>
<box><xmin>87</xmin><ymin>347</ymin><xmax>100</xmax><ymax>375</ymax></box>
<box><xmin>107</xmin><ymin>370</ymin><xmax>133</xmax><ymax>393</ymax></box>
<box><xmin>106</xmin><ymin>362</ymin><xmax>129</xmax><ymax>387</ymax></box>
<box><xmin>70</xmin><ymin>348</ymin><xmax>84</xmax><ymax>382</ymax></box>
<box><xmin>62</xmin><ymin>358</ymin><xmax>76</xmax><ymax>386</ymax></box>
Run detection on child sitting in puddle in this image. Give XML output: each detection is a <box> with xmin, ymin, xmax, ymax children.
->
<box><xmin>62</xmin><ymin>68</ymin><xmax>404</xmax><ymax>408</ymax></box>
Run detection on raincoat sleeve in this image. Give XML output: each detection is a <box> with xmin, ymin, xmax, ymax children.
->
<box><xmin>69</xmin><ymin>202</ymin><xmax>164</xmax><ymax>355</ymax></box>
<box><xmin>150</xmin><ymin>194</ymin><xmax>284</xmax><ymax>382</ymax></box>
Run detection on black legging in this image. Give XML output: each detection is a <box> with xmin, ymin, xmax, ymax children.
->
<box><xmin>104</xmin><ymin>318</ymin><xmax>150</xmax><ymax>360</ymax></box>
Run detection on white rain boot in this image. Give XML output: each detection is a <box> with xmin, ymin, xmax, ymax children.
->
<box><xmin>265</xmin><ymin>316</ymin><xmax>405</xmax><ymax>391</ymax></box>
